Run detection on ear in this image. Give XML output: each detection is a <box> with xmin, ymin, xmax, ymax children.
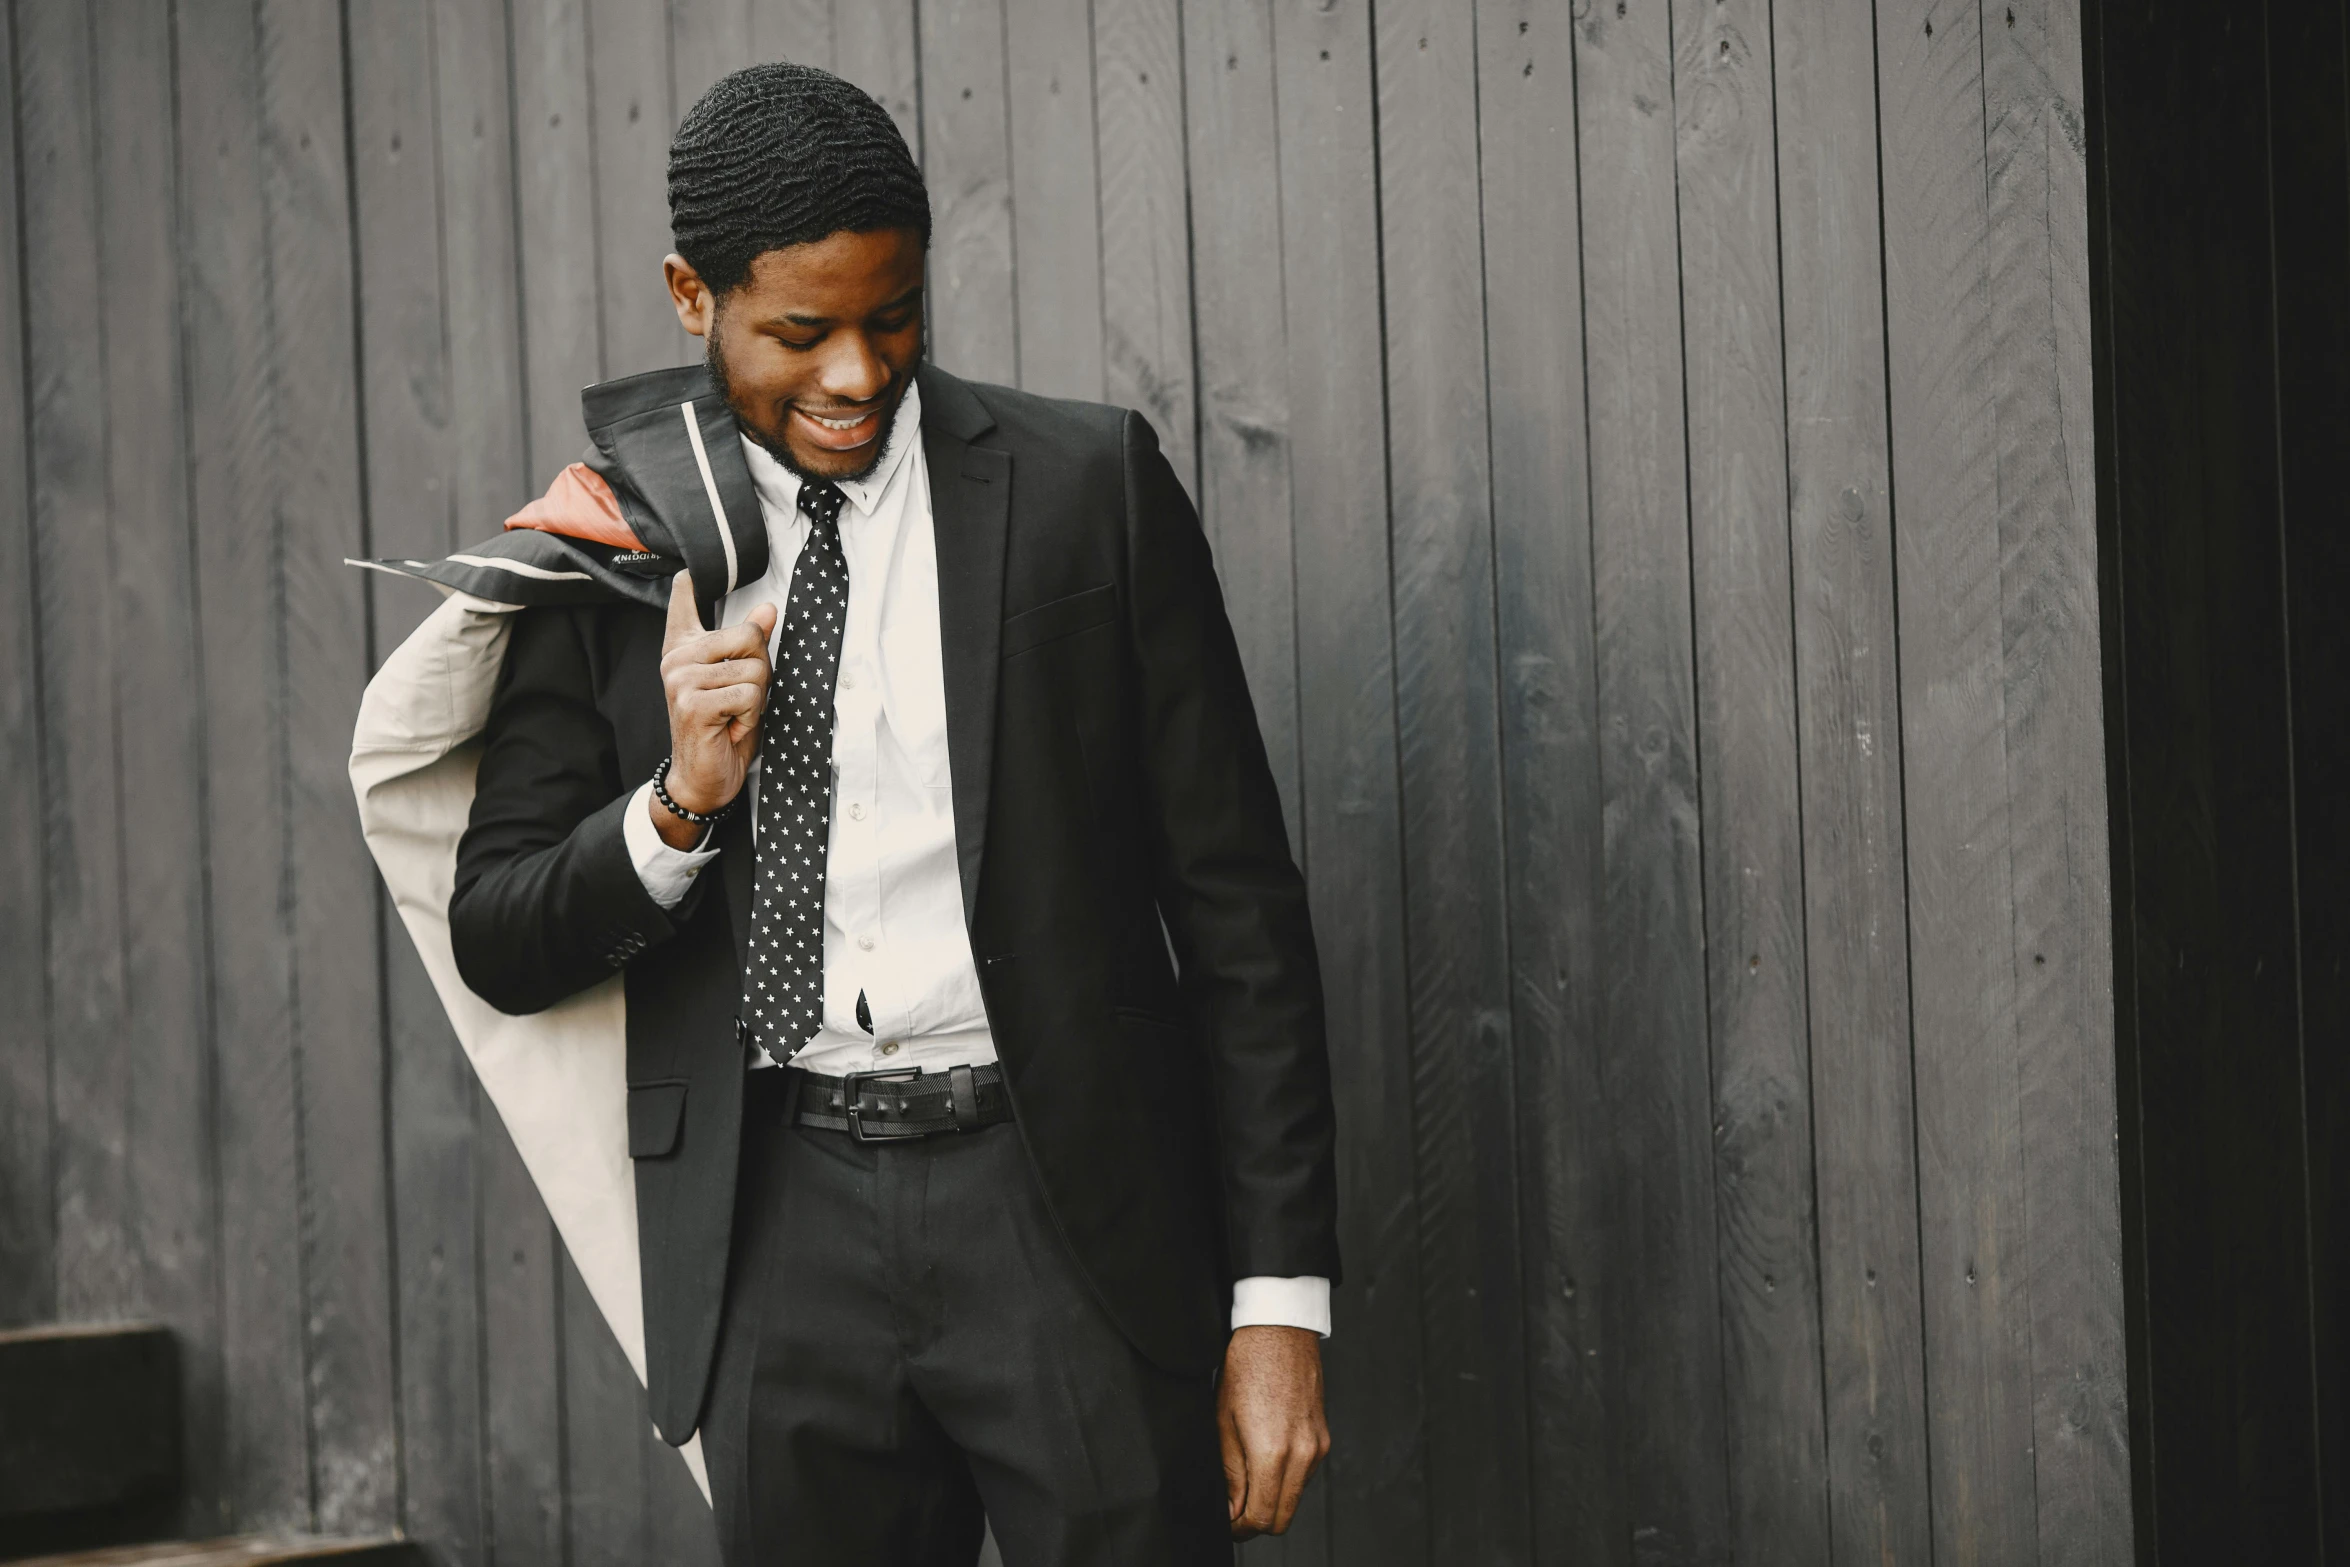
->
<box><xmin>664</xmin><ymin>253</ymin><xmax>716</xmax><ymax>338</ymax></box>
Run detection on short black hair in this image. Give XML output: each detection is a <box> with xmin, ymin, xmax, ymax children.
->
<box><xmin>667</xmin><ymin>62</ymin><xmax>930</xmax><ymax>296</ymax></box>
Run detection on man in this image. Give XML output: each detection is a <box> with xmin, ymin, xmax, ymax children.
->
<box><xmin>445</xmin><ymin>63</ymin><xmax>1338</xmax><ymax>1565</ymax></box>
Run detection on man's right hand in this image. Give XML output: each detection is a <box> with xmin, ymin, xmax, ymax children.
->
<box><xmin>653</xmin><ymin>570</ymin><xmax>778</xmax><ymax>849</ymax></box>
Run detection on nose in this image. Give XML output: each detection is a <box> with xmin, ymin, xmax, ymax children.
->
<box><xmin>817</xmin><ymin>332</ymin><xmax>890</xmax><ymax>406</ymax></box>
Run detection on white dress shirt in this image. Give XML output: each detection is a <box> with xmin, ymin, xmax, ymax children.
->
<box><xmin>620</xmin><ymin>382</ymin><xmax>1328</xmax><ymax>1337</ymax></box>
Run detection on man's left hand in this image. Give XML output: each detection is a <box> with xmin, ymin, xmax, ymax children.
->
<box><xmin>1218</xmin><ymin>1324</ymin><xmax>1329</xmax><ymax>1539</ymax></box>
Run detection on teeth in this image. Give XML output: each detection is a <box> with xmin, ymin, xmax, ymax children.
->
<box><xmin>807</xmin><ymin>411</ymin><xmax>869</xmax><ymax>431</ymax></box>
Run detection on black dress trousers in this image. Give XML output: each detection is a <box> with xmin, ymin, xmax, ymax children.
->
<box><xmin>700</xmin><ymin>1070</ymin><xmax>1233</xmax><ymax>1567</ymax></box>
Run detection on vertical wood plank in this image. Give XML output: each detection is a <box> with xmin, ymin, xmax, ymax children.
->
<box><xmin>0</xmin><ymin>0</ymin><xmax>55</xmax><ymax>1338</ymax></box>
<box><xmin>1981</xmin><ymin>2</ymin><xmax>2130</xmax><ymax>1562</ymax></box>
<box><xmin>1004</xmin><ymin>0</ymin><xmax>1104</xmax><ymax>400</ymax></box>
<box><xmin>1769</xmin><ymin>0</ymin><xmax>1934</xmax><ymax>1558</ymax></box>
<box><xmin>1668</xmin><ymin>0</ymin><xmax>1830</xmax><ymax>1555</ymax></box>
<box><xmin>828</xmin><ymin>0</ymin><xmax>922</xmax><ymax>159</ymax></box>
<box><xmin>91</xmin><ymin>0</ymin><xmax>227</xmax><ymax>1530</ymax></box>
<box><xmin>1572</xmin><ymin>0</ymin><xmax>1732</xmax><ymax>1557</ymax></box>
<box><xmin>259</xmin><ymin>0</ymin><xmax>402</xmax><ymax>1532</ymax></box>
<box><xmin>347</xmin><ymin>7</ymin><xmax>488</xmax><ymax>1544</ymax></box>
<box><xmin>918</xmin><ymin>0</ymin><xmax>1016</xmax><ymax>384</ymax></box>
<box><xmin>1093</xmin><ymin>0</ymin><xmax>1194</xmax><ymax>490</ymax></box>
<box><xmin>1474</xmin><ymin>2</ymin><xmax>1619</xmax><ymax>1561</ymax></box>
<box><xmin>589</xmin><ymin>0</ymin><xmax>686</xmax><ymax>374</ymax></box>
<box><xmin>1182</xmin><ymin>0</ymin><xmax>1299</xmax><ymax>847</ymax></box>
<box><xmin>751</xmin><ymin>0</ymin><xmax>833</xmax><ymax>69</ymax></box>
<box><xmin>176</xmin><ymin>0</ymin><xmax>314</xmax><ymax>1526</ymax></box>
<box><xmin>672</xmin><ymin>0</ymin><xmax>751</xmax><ymax>115</ymax></box>
<box><xmin>562</xmin><ymin>1255</ymin><xmax>653</xmax><ymax>1567</ymax></box>
<box><xmin>511</xmin><ymin>0</ymin><xmax>602</xmax><ymax>481</ymax></box>
<box><xmin>482</xmin><ymin>1122</ymin><xmax>565</xmax><ymax>1567</ymax></box>
<box><xmin>1268</xmin><ymin>3</ymin><xmax>1424</xmax><ymax>1561</ymax></box>
<box><xmin>1875</xmin><ymin>0</ymin><xmax>2038</xmax><ymax>1560</ymax></box>
<box><xmin>1369</xmin><ymin>2</ymin><xmax>1529</xmax><ymax>1562</ymax></box>
<box><xmin>18</xmin><ymin>0</ymin><xmax>134</xmax><ymax>1339</ymax></box>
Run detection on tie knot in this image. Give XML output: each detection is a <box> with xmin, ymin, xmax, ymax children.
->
<box><xmin>798</xmin><ymin>480</ymin><xmax>847</xmax><ymax>532</ymax></box>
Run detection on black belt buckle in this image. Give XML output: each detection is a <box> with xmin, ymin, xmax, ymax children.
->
<box><xmin>842</xmin><ymin>1068</ymin><xmax>926</xmax><ymax>1143</ymax></box>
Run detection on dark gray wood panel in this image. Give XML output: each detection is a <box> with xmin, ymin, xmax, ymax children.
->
<box><xmin>0</xmin><ymin>0</ymin><xmax>54</xmax><ymax>1338</ymax></box>
<box><xmin>347</xmin><ymin>6</ymin><xmax>490</xmax><ymax>1554</ymax></box>
<box><xmin>260</xmin><ymin>0</ymin><xmax>400</xmax><ymax>1533</ymax></box>
<box><xmin>1667</xmin><ymin>0</ymin><xmax>1829</xmax><ymax>1555</ymax></box>
<box><xmin>1981</xmin><ymin>3</ymin><xmax>2132</xmax><ymax>1559</ymax></box>
<box><xmin>1572</xmin><ymin>1</ymin><xmax>1733</xmax><ymax>1559</ymax></box>
<box><xmin>918</xmin><ymin>0</ymin><xmax>1017</xmax><ymax>384</ymax></box>
<box><xmin>85</xmin><ymin>0</ymin><xmax>223</xmax><ymax>1532</ymax></box>
<box><xmin>1874</xmin><ymin>1</ymin><xmax>2038</xmax><ymax>1560</ymax></box>
<box><xmin>1093</xmin><ymin>0</ymin><xmax>1194</xmax><ymax>491</ymax></box>
<box><xmin>0</xmin><ymin>1</ymin><xmax>2132</xmax><ymax>1561</ymax></box>
<box><xmin>1768</xmin><ymin>0</ymin><xmax>1934</xmax><ymax>1558</ymax></box>
<box><xmin>1473</xmin><ymin>2</ymin><xmax>1618</xmax><ymax>1561</ymax></box>
<box><xmin>174</xmin><ymin>0</ymin><xmax>321</xmax><ymax>1528</ymax></box>
<box><xmin>1005</xmin><ymin>0</ymin><xmax>1104</xmax><ymax>400</ymax></box>
<box><xmin>1269</xmin><ymin>2</ymin><xmax>1427</xmax><ymax>1563</ymax></box>
<box><xmin>1369</xmin><ymin>1</ymin><xmax>1529</xmax><ymax>1560</ymax></box>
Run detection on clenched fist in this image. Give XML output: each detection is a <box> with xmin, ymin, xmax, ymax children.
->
<box><xmin>652</xmin><ymin>571</ymin><xmax>779</xmax><ymax>849</ymax></box>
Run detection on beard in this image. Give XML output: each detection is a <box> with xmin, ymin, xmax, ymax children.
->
<box><xmin>705</xmin><ymin>324</ymin><xmax>914</xmax><ymax>487</ymax></box>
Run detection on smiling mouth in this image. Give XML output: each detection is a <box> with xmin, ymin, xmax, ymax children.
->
<box><xmin>790</xmin><ymin>401</ymin><xmax>887</xmax><ymax>452</ymax></box>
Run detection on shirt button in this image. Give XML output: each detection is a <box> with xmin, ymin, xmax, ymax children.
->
<box><xmin>857</xmin><ymin>935</ymin><xmax>876</xmax><ymax>951</ymax></box>
<box><xmin>839</xmin><ymin>672</ymin><xmax>854</xmax><ymax>689</ymax></box>
<box><xmin>848</xmin><ymin>802</ymin><xmax>866</xmax><ymax>821</ymax></box>
<box><xmin>879</xmin><ymin>1040</ymin><xmax>900</xmax><ymax>1057</ymax></box>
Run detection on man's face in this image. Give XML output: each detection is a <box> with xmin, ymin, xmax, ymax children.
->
<box><xmin>665</xmin><ymin>228</ymin><xmax>926</xmax><ymax>483</ymax></box>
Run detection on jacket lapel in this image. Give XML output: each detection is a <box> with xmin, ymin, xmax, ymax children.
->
<box><xmin>918</xmin><ymin>365</ymin><xmax>1009</xmax><ymax>926</ymax></box>
<box><xmin>715</xmin><ymin>799</ymin><xmax>755</xmax><ymax>981</ymax></box>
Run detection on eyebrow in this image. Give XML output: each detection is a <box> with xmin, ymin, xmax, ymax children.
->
<box><xmin>768</xmin><ymin>286</ymin><xmax>925</xmax><ymax>331</ymax></box>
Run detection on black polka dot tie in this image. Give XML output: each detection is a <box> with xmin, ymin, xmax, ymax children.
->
<box><xmin>745</xmin><ymin>479</ymin><xmax>850</xmax><ymax>1062</ymax></box>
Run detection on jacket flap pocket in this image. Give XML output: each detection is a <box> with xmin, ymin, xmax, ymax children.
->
<box><xmin>627</xmin><ymin>1081</ymin><xmax>688</xmax><ymax>1159</ymax></box>
<box><xmin>1002</xmin><ymin>583</ymin><xmax>1117</xmax><ymax>658</ymax></box>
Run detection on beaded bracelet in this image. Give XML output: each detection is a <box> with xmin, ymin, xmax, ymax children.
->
<box><xmin>651</xmin><ymin>755</ymin><xmax>736</xmax><ymax>827</ymax></box>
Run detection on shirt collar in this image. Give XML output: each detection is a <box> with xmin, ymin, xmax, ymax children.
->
<box><xmin>738</xmin><ymin>379</ymin><xmax>923</xmax><ymax>523</ymax></box>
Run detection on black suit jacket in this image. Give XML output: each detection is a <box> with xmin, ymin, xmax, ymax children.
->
<box><xmin>449</xmin><ymin>364</ymin><xmax>1340</xmax><ymax>1443</ymax></box>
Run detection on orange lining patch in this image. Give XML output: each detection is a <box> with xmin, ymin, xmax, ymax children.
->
<box><xmin>503</xmin><ymin>463</ymin><xmax>646</xmax><ymax>552</ymax></box>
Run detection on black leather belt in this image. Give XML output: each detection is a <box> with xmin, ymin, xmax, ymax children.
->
<box><xmin>791</xmin><ymin>1063</ymin><xmax>1013</xmax><ymax>1141</ymax></box>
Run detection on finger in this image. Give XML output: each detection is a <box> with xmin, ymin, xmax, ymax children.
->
<box><xmin>662</xmin><ymin>570</ymin><xmax>702</xmax><ymax>652</ymax></box>
<box><xmin>1219</xmin><ymin>1406</ymin><xmax>1250</xmax><ymax>1536</ymax></box>
<box><xmin>1270</xmin><ymin>1434</ymin><xmax>1318</xmax><ymax>1534</ymax></box>
<box><xmin>1240</xmin><ymin>1439</ymin><xmax>1288</xmax><ymax>1537</ymax></box>
<box><xmin>666</xmin><ymin>655</ymin><xmax>772</xmax><ymax>691</ymax></box>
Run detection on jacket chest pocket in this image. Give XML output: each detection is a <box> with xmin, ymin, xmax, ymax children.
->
<box><xmin>1001</xmin><ymin>583</ymin><xmax>1117</xmax><ymax>659</ymax></box>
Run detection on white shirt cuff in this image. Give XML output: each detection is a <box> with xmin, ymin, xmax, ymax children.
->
<box><xmin>623</xmin><ymin>780</ymin><xmax>719</xmax><ymax>910</ymax></box>
<box><xmin>1230</xmin><ymin>1275</ymin><xmax>1331</xmax><ymax>1338</ymax></box>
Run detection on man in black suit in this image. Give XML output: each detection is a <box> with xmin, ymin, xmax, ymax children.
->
<box><xmin>449</xmin><ymin>63</ymin><xmax>1338</xmax><ymax>1565</ymax></box>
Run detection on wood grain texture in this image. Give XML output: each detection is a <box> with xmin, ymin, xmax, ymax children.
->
<box><xmin>88</xmin><ymin>0</ymin><xmax>224</xmax><ymax>1532</ymax></box>
<box><xmin>1571</xmin><ymin>1</ymin><xmax>1732</xmax><ymax>1558</ymax></box>
<box><xmin>1182</xmin><ymin>0</ymin><xmax>1299</xmax><ymax>847</ymax></box>
<box><xmin>829</xmin><ymin>0</ymin><xmax>923</xmax><ymax>158</ymax></box>
<box><xmin>258</xmin><ymin>0</ymin><xmax>400</xmax><ymax>1533</ymax></box>
<box><xmin>1269</xmin><ymin>2</ymin><xmax>1425</xmax><ymax>1561</ymax></box>
<box><xmin>1874</xmin><ymin>1</ymin><xmax>2038</xmax><ymax>1559</ymax></box>
<box><xmin>560</xmin><ymin>1256</ymin><xmax>651</xmax><ymax>1567</ymax></box>
<box><xmin>18</xmin><ymin>0</ymin><xmax>134</xmax><ymax>1338</ymax></box>
<box><xmin>1093</xmin><ymin>0</ymin><xmax>1194</xmax><ymax>489</ymax></box>
<box><xmin>1473</xmin><ymin>4</ymin><xmax>1617</xmax><ymax>1559</ymax></box>
<box><xmin>1768</xmin><ymin>0</ymin><xmax>1933</xmax><ymax>1558</ymax></box>
<box><xmin>345</xmin><ymin>1</ymin><xmax>488</xmax><ymax>1545</ymax></box>
<box><xmin>588</xmin><ymin>0</ymin><xmax>686</xmax><ymax>374</ymax></box>
<box><xmin>174</xmin><ymin>0</ymin><xmax>316</xmax><ymax>1527</ymax></box>
<box><xmin>918</xmin><ymin>0</ymin><xmax>1017</xmax><ymax>384</ymax></box>
<box><xmin>1004</xmin><ymin>0</ymin><xmax>1103</xmax><ymax>400</ymax></box>
<box><xmin>1370</xmin><ymin>2</ymin><xmax>1528</xmax><ymax>1561</ymax></box>
<box><xmin>1981</xmin><ymin>3</ymin><xmax>2130</xmax><ymax>1562</ymax></box>
<box><xmin>0</xmin><ymin>0</ymin><xmax>55</xmax><ymax>1337</ymax></box>
<box><xmin>1666</xmin><ymin>0</ymin><xmax>1828</xmax><ymax>1555</ymax></box>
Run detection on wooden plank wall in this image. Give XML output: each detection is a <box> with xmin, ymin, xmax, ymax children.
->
<box><xmin>0</xmin><ymin>1</ymin><xmax>2127</xmax><ymax>1561</ymax></box>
